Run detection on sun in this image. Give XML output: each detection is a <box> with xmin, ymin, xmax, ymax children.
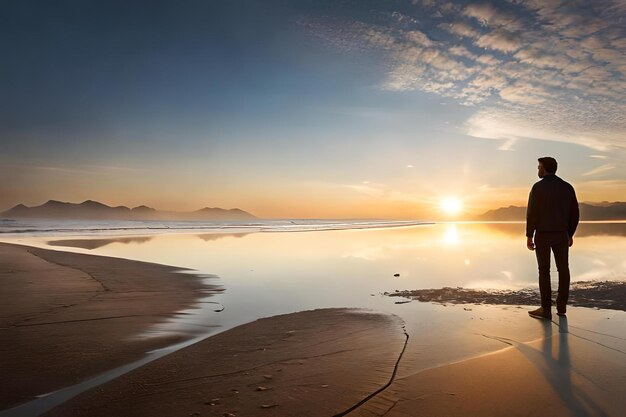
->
<box><xmin>440</xmin><ymin>197</ymin><xmax>463</xmax><ymax>216</ymax></box>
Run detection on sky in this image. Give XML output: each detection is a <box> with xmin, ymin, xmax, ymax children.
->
<box><xmin>1</xmin><ymin>0</ymin><xmax>624</xmax><ymax>219</ymax></box>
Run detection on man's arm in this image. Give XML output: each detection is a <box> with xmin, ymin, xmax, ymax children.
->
<box><xmin>526</xmin><ymin>186</ymin><xmax>537</xmax><ymax>238</ymax></box>
<box><xmin>568</xmin><ymin>187</ymin><xmax>580</xmax><ymax>243</ymax></box>
<box><xmin>526</xmin><ymin>186</ymin><xmax>537</xmax><ymax>250</ymax></box>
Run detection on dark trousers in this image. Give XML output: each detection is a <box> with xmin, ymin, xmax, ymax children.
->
<box><xmin>534</xmin><ymin>231</ymin><xmax>570</xmax><ymax>309</ymax></box>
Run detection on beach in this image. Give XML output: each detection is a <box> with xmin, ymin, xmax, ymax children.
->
<box><xmin>0</xmin><ymin>242</ymin><xmax>212</xmax><ymax>410</ymax></box>
<box><xmin>1</xmin><ymin>223</ymin><xmax>626</xmax><ymax>416</ymax></box>
<box><xmin>41</xmin><ymin>304</ymin><xmax>626</xmax><ymax>417</ymax></box>
<box><xmin>45</xmin><ymin>308</ymin><xmax>407</xmax><ymax>417</ymax></box>
<box><xmin>3</xmin><ymin>0</ymin><xmax>625</xmax><ymax>413</ymax></box>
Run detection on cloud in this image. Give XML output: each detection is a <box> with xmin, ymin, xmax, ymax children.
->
<box><xmin>447</xmin><ymin>45</ymin><xmax>478</xmax><ymax>59</ymax></box>
<box><xmin>464</xmin><ymin>97</ymin><xmax>625</xmax><ymax>151</ymax></box>
<box><xmin>299</xmin><ymin>0</ymin><xmax>626</xmax><ymax>150</ymax></box>
<box><xmin>582</xmin><ymin>164</ymin><xmax>616</xmax><ymax>176</ymax></box>
<box><xmin>343</xmin><ymin>182</ymin><xmax>428</xmax><ymax>205</ymax></box>
<box><xmin>513</xmin><ymin>45</ymin><xmax>582</xmax><ymax>72</ymax></box>
<box><xmin>498</xmin><ymin>83</ymin><xmax>547</xmax><ymax>104</ymax></box>
<box><xmin>3</xmin><ymin>164</ymin><xmax>143</xmax><ymax>175</ymax></box>
<box><xmin>497</xmin><ymin>138</ymin><xmax>517</xmax><ymax>151</ymax></box>
<box><xmin>572</xmin><ymin>179</ymin><xmax>626</xmax><ymax>202</ymax></box>
<box><xmin>344</xmin><ymin>182</ymin><xmax>388</xmax><ymax>199</ymax></box>
<box><xmin>463</xmin><ymin>3</ymin><xmax>522</xmax><ymax>30</ymax></box>
<box><xmin>440</xmin><ymin>21</ymin><xmax>481</xmax><ymax>38</ymax></box>
<box><xmin>475</xmin><ymin>28</ymin><xmax>521</xmax><ymax>52</ymax></box>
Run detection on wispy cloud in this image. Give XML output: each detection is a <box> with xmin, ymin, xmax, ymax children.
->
<box><xmin>3</xmin><ymin>164</ymin><xmax>144</xmax><ymax>176</ymax></box>
<box><xmin>463</xmin><ymin>3</ymin><xmax>522</xmax><ymax>30</ymax></box>
<box><xmin>573</xmin><ymin>179</ymin><xmax>626</xmax><ymax>201</ymax></box>
<box><xmin>475</xmin><ymin>28</ymin><xmax>522</xmax><ymax>52</ymax></box>
<box><xmin>440</xmin><ymin>21</ymin><xmax>481</xmax><ymax>38</ymax></box>
<box><xmin>582</xmin><ymin>164</ymin><xmax>616</xmax><ymax>176</ymax></box>
<box><xmin>299</xmin><ymin>0</ymin><xmax>626</xmax><ymax>151</ymax></box>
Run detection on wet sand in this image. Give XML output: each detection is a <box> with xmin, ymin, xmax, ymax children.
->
<box><xmin>0</xmin><ymin>242</ymin><xmax>216</xmax><ymax>409</ymax></box>
<box><xmin>357</xmin><ymin>318</ymin><xmax>626</xmax><ymax>417</ymax></box>
<box><xmin>45</xmin><ymin>308</ymin><xmax>408</xmax><ymax>417</ymax></box>
<box><xmin>43</xmin><ymin>308</ymin><xmax>626</xmax><ymax>417</ymax></box>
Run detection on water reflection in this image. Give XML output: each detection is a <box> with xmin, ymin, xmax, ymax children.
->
<box><xmin>48</xmin><ymin>233</ymin><xmax>253</xmax><ymax>250</ymax></box>
<box><xmin>48</xmin><ymin>236</ymin><xmax>155</xmax><ymax>250</ymax></box>
<box><xmin>443</xmin><ymin>223</ymin><xmax>459</xmax><ymax>245</ymax></box>
<box><xmin>480</xmin><ymin>222</ymin><xmax>626</xmax><ymax>238</ymax></box>
<box><xmin>46</xmin><ymin>223</ymin><xmax>626</xmax><ymax>296</ymax></box>
<box><xmin>196</xmin><ymin>232</ymin><xmax>250</xmax><ymax>242</ymax></box>
<box><xmin>39</xmin><ymin>223</ymin><xmax>626</xmax><ymax>334</ymax></box>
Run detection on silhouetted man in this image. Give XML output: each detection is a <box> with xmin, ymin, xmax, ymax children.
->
<box><xmin>526</xmin><ymin>157</ymin><xmax>579</xmax><ymax>320</ymax></box>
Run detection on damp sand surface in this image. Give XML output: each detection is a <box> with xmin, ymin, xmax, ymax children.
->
<box><xmin>0</xmin><ymin>242</ymin><xmax>217</xmax><ymax>409</ymax></box>
<box><xmin>45</xmin><ymin>309</ymin><xmax>626</xmax><ymax>417</ymax></box>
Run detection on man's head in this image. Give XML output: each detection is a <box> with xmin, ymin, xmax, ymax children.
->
<box><xmin>537</xmin><ymin>157</ymin><xmax>557</xmax><ymax>178</ymax></box>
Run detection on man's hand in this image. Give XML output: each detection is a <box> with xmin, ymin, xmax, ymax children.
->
<box><xmin>527</xmin><ymin>237</ymin><xmax>535</xmax><ymax>251</ymax></box>
<box><xmin>568</xmin><ymin>236</ymin><xmax>573</xmax><ymax>247</ymax></box>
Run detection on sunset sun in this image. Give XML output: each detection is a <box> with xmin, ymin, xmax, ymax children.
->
<box><xmin>440</xmin><ymin>198</ymin><xmax>463</xmax><ymax>216</ymax></box>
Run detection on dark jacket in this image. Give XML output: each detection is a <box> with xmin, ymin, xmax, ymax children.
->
<box><xmin>526</xmin><ymin>174</ymin><xmax>579</xmax><ymax>238</ymax></box>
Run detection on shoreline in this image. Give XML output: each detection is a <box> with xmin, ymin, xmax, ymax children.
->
<box><xmin>2</xmin><ymin>239</ymin><xmax>625</xmax><ymax>416</ymax></box>
<box><xmin>42</xmin><ymin>309</ymin><xmax>626</xmax><ymax>417</ymax></box>
<box><xmin>0</xmin><ymin>219</ymin><xmax>433</xmax><ymax>240</ymax></box>
<box><xmin>0</xmin><ymin>242</ymin><xmax>219</xmax><ymax>410</ymax></box>
<box><xmin>44</xmin><ymin>308</ymin><xmax>408</xmax><ymax>417</ymax></box>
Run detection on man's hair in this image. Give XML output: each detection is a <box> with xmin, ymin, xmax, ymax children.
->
<box><xmin>538</xmin><ymin>157</ymin><xmax>558</xmax><ymax>173</ymax></box>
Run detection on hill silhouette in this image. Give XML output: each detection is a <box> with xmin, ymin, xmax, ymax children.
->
<box><xmin>477</xmin><ymin>202</ymin><xmax>626</xmax><ymax>221</ymax></box>
<box><xmin>1</xmin><ymin>200</ymin><xmax>257</xmax><ymax>221</ymax></box>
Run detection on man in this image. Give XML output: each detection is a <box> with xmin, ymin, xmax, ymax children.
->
<box><xmin>526</xmin><ymin>157</ymin><xmax>579</xmax><ymax>320</ymax></box>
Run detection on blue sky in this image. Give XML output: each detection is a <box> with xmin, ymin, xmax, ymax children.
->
<box><xmin>1</xmin><ymin>0</ymin><xmax>624</xmax><ymax>218</ymax></box>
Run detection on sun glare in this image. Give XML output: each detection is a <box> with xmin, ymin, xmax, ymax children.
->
<box><xmin>440</xmin><ymin>198</ymin><xmax>463</xmax><ymax>216</ymax></box>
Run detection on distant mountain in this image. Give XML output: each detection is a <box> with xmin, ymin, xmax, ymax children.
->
<box><xmin>131</xmin><ymin>205</ymin><xmax>156</xmax><ymax>214</ymax></box>
<box><xmin>477</xmin><ymin>205</ymin><xmax>527</xmax><ymax>221</ymax></box>
<box><xmin>579</xmin><ymin>202</ymin><xmax>626</xmax><ymax>220</ymax></box>
<box><xmin>1</xmin><ymin>200</ymin><xmax>258</xmax><ymax>221</ymax></box>
<box><xmin>186</xmin><ymin>207</ymin><xmax>258</xmax><ymax>220</ymax></box>
<box><xmin>477</xmin><ymin>202</ymin><xmax>626</xmax><ymax>221</ymax></box>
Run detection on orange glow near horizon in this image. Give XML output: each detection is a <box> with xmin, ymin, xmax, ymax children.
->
<box><xmin>1</xmin><ymin>171</ymin><xmax>624</xmax><ymax>220</ymax></box>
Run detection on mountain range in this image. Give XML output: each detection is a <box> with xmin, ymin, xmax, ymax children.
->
<box><xmin>1</xmin><ymin>200</ymin><xmax>257</xmax><ymax>221</ymax></box>
<box><xmin>3</xmin><ymin>200</ymin><xmax>624</xmax><ymax>222</ymax></box>
<box><xmin>477</xmin><ymin>202</ymin><xmax>626</xmax><ymax>221</ymax></box>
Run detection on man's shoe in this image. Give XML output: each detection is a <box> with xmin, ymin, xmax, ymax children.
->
<box><xmin>557</xmin><ymin>304</ymin><xmax>566</xmax><ymax>316</ymax></box>
<box><xmin>528</xmin><ymin>307</ymin><xmax>552</xmax><ymax>320</ymax></box>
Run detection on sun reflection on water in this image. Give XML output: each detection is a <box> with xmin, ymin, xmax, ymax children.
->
<box><xmin>443</xmin><ymin>223</ymin><xmax>460</xmax><ymax>245</ymax></box>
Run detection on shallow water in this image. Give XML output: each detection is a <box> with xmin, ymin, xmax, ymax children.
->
<box><xmin>2</xmin><ymin>222</ymin><xmax>625</xmax><ymax>416</ymax></box>
<box><xmin>7</xmin><ymin>222</ymin><xmax>625</xmax><ymax>340</ymax></box>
